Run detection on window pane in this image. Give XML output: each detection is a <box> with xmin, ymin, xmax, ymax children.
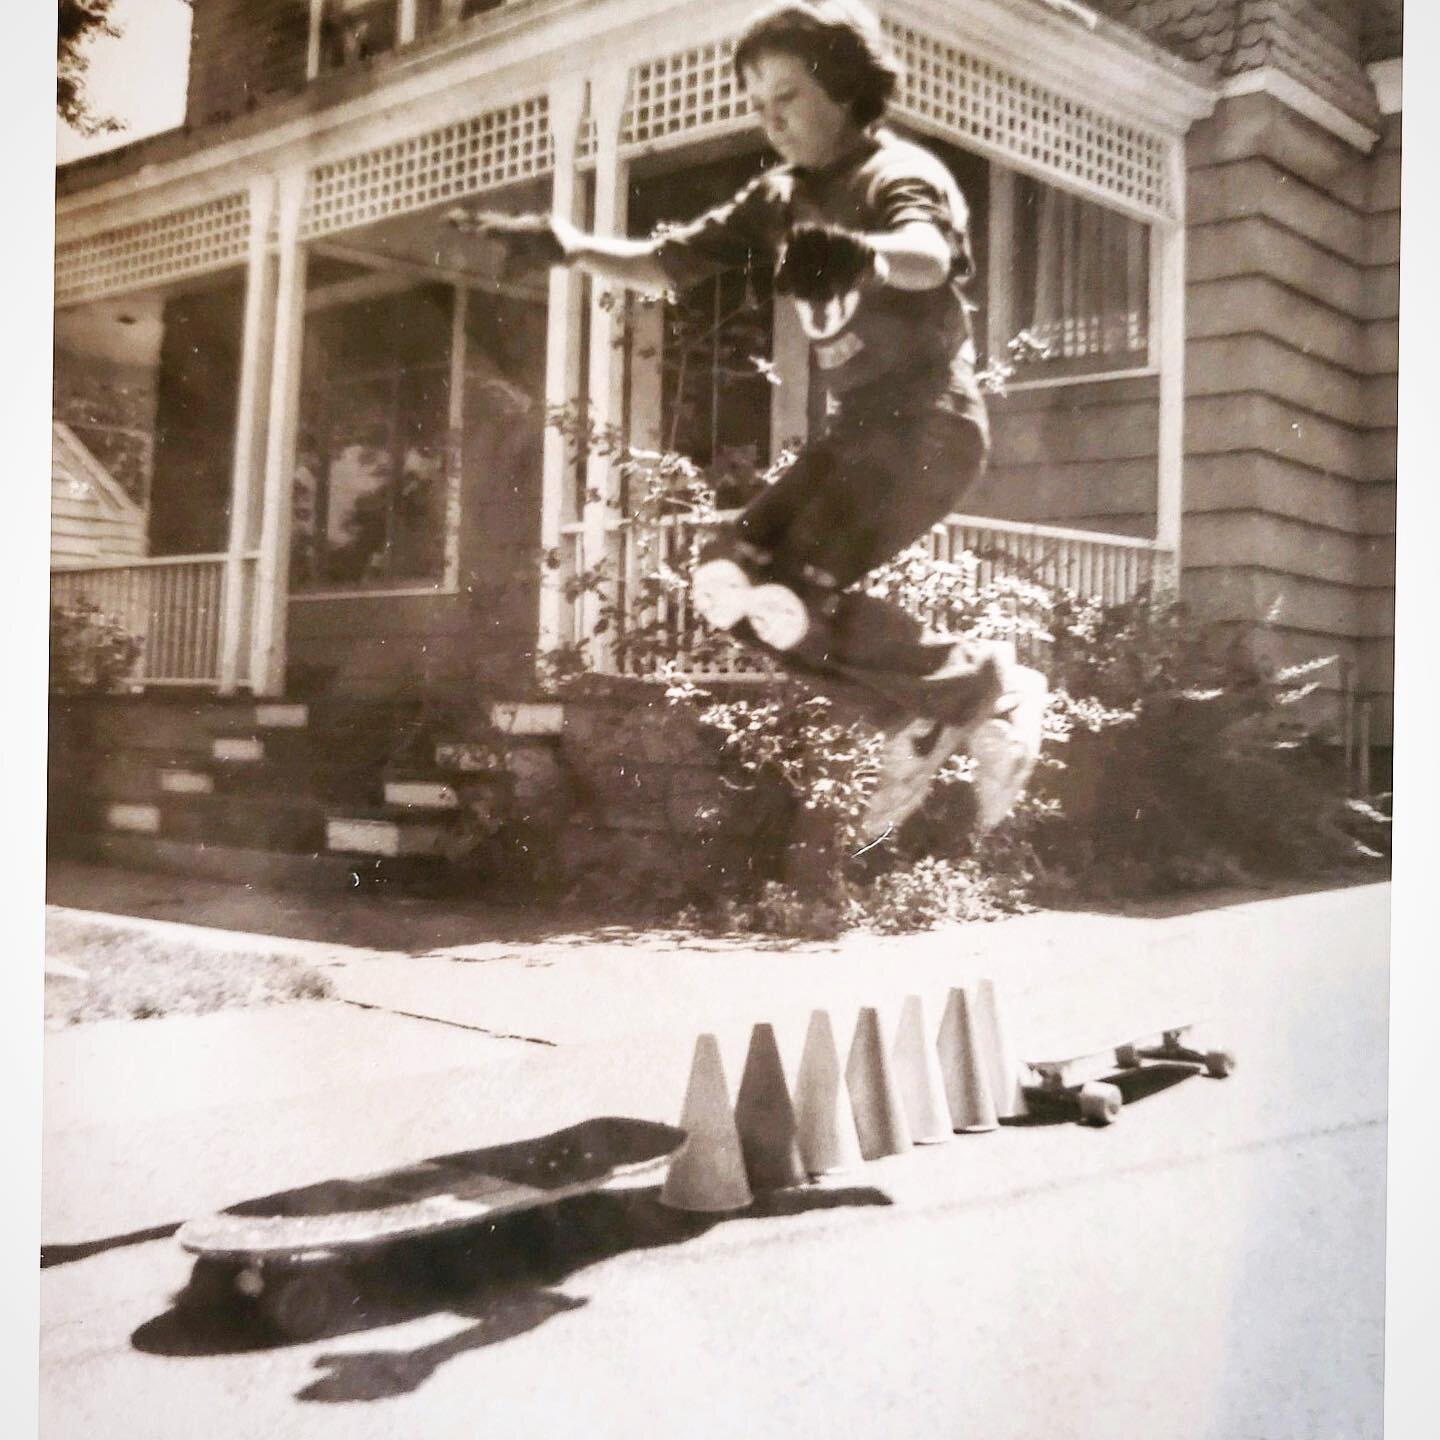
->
<box><xmin>1014</xmin><ymin>175</ymin><xmax>1149</xmax><ymax>372</ymax></box>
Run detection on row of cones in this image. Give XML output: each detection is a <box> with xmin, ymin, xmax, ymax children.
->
<box><xmin>660</xmin><ymin>981</ymin><xmax>1026</xmax><ymax>1213</ymax></box>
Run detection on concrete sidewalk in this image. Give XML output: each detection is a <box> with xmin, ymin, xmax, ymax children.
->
<box><xmin>43</xmin><ymin>860</ymin><xmax>1384</xmax><ymax>1248</ymax></box>
<box><xmin>40</xmin><ymin>869</ymin><xmax>1392</xmax><ymax>1440</ymax></box>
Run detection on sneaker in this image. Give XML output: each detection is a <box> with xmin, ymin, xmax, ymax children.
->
<box><xmin>860</xmin><ymin>717</ymin><xmax>970</xmax><ymax>841</ymax></box>
<box><xmin>692</xmin><ymin>557</ymin><xmax>755</xmax><ymax>630</ymax></box>
<box><xmin>746</xmin><ymin>582</ymin><xmax>811</xmax><ymax>650</ymax></box>
<box><xmin>970</xmin><ymin>667</ymin><xmax>1048</xmax><ymax>832</ymax></box>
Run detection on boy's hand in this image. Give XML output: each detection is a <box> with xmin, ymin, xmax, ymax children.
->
<box><xmin>774</xmin><ymin>224</ymin><xmax>889</xmax><ymax>305</ymax></box>
<box><xmin>442</xmin><ymin>208</ymin><xmax>571</xmax><ymax>278</ymax></box>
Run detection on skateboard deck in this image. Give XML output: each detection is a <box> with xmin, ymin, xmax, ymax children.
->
<box><xmin>176</xmin><ymin>1117</ymin><xmax>685</xmax><ymax>1337</ymax></box>
<box><xmin>1024</xmin><ymin>1023</ymin><xmax>1235</xmax><ymax>1125</ymax></box>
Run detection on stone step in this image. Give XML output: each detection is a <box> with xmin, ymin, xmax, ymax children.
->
<box><xmin>158</xmin><ymin>793</ymin><xmax>329</xmax><ymax>852</ymax></box>
<box><xmin>324</xmin><ymin>812</ymin><xmax>454</xmax><ymax>859</ymax></box>
<box><xmin>71</xmin><ymin>832</ymin><xmax>447</xmax><ymax>894</ymax></box>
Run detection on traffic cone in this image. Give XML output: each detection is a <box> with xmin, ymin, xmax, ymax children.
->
<box><xmin>734</xmin><ymin>1023</ymin><xmax>807</xmax><ymax>1192</ymax></box>
<box><xmin>891</xmin><ymin>994</ymin><xmax>952</xmax><ymax>1144</ymax></box>
<box><xmin>794</xmin><ymin>1009</ymin><xmax>864</xmax><ymax>1177</ymax></box>
<box><xmin>660</xmin><ymin>1033</ymin><xmax>754</xmax><ymax>1212</ymax></box>
<box><xmin>937</xmin><ymin>986</ymin><xmax>998</xmax><ymax>1132</ymax></box>
<box><xmin>845</xmin><ymin>1007</ymin><xmax>912</xmax><ymax>1160</ymax></box>
<box><xmin>975</xmin><ymin>977</ymin><xmax>1028</xmax><ymax>1120</ymax></box>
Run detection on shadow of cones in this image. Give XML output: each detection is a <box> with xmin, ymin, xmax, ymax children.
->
<box><xmin>846</xmin><ymin>1007</ymin><xmax>912</xmax><ymax>1160</ymax></box>
<box><xmin>734</xmin><ymin>1023</ymin><xmax>807</xmax><ymax>1192</ymax></box>
<box><xmin>794</xmin><ymin>1009</ymin><xmax>863</xmax><ymax>1177</ymax></box>
<box><xmin>938</xmin><ymin>986</ymin><xmax>998</xmax><ymax>1132</ymax></box>
<box><xmin>892</xmin><ymin>995</ymin><xmax>952</xmax><ymax>1145</ymax></box>
<box><xmin>660</xmin><ymin>1033</ymin><xmax>753</xmax><ymax>1212</ymax></box>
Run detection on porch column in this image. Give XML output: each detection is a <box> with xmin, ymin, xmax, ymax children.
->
<box><xmin>218</xmin><ymin>176</ymin><xmax>278</xmax><ymax>695</ymax></box>
<box><xmin>580</xmin><ymin>70</ymin><xmax>633</xmax><ymax>671</ymax></box>
<box><xmin>1154</xmin><ymin>140</ymin><xmax>1187</xmax><ymax>589</ymax></box>
<box><xmin>537</xmin><ymin>77</ymin><xmax>587</xmax><ymax>659</ymax></box>
<box><xmin>250</xmin><ymin>169</ymin><xmax>309</xmax><ymax>698</ymax></box>
<box><xmin>306</xmin><ymin>0</ymin><xmax>324</xmax><ymax>79</ymax></box>
<box><xmin>398</xmin><ymin>0</ymin><xmax>418</xmax><ymax>45</ymax></box>
<box><xmin>769</xmin><ymin>300</ymin><xmax>810</xmax><ymax>459</ymax></box>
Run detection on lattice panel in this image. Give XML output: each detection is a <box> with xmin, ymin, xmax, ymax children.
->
<box><xmin>622</xmin><ymin>39</ymin><xmax>751</xmax><ymax>148</ymax></box>
<box><xmin>55</xmin><ymin>193</ymin><xmax>251</xmax><ymax>307</ymax></box>
<box><xmin>302</xmin><ymin>96</ymin><xmax>552</xmax><ymax>239</ymax></box>
<box><xmin>883</xmin><ymin>20</ymin><xmax>1172</xmax><ymax>220</ymax></box>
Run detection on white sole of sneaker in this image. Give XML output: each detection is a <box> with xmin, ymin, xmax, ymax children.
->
<box><xmin>747</xmin><ymin>582</ymin><xmax>811</xmax><ymax>650</ymax></box>
<box><xmin>692</xmin><ymin>558</ymin><xmax>754</xmax><ymax>630</ymax></box>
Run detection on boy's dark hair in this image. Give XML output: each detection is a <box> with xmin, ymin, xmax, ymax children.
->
<box><xmin>734</xmin><ymin>2</ymin><xmax>901</xmax><ymax>128</ymax></box>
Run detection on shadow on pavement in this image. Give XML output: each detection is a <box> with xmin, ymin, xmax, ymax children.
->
<box><xmin>131</xmin><ymin>1182</ymin><xmax>893</xmax><ymax>1401</ymax></box>
<box><xmin>1003</xmin><ymin>1062</ymin><xmax>1201</xmax><ymax>1128</ymax></box>
<box><xmin>42</xmin><ymin>1222</ymin><xmax>182</xmax><ymax>1269</ymax></box>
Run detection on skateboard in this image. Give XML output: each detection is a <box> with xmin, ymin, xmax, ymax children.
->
<box><xmin>1023</xmin><ymin>1023</ymin><xmax>1236</xmax><ymax>1126</ymax></box>
<box><xmin>175</xmin><ymin>1116</ymin><xmax>686</xmax><ymax>1340</ymax></box>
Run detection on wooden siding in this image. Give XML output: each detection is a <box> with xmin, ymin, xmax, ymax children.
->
<box><xmin>1181</xmin><ymin>95</ymin><xmax>1399</xmax><ymax>739</ymax></box>
<box><xmin>968</xmin><ymin>376</ymin><xmax>1160</xmax><ymax>539</ymax></box>
<box><xmin>51</xmin><ymin>423</ymin><xmax>148</xmax><ymax>570</ymax></box>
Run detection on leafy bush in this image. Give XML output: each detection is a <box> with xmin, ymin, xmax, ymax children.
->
<box><xmin>540</xmin><ymin>405</ymin><xmax>1383</xmax><ymax>930</ymax></box>
<box><xmin>49</xmin><ymin>599</ymin><xmax>141</xmax><ymax>694</ymax></box>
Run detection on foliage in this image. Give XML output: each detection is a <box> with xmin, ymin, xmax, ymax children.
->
<box><xmin>538</xmin><ymin>404</ymin><xmax>1382</xmax><ymax>925</ymax></box>
<box><xmin>57</xmin><ymin>0</ymin><xmax>120</xmax><ymax>133</ymax></box>
<box><xmin>58</xmin><ymin>2</ymin><xmax>196</xmax><ymax>134</ymax></box>
<box><xmin>49</xmin><ymin>599</ymin><xmax>141</xmax><ymax>694</ymax></box>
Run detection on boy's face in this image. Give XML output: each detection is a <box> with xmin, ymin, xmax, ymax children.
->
<box><xmin>741</xmin><ymin>50</ymin><xmax>861</xmax><ymax>169</ymax></box>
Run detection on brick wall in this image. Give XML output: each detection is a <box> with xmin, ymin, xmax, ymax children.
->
<box><xmin>186</xmin><ymin>0</ymin><xmax>311</xmax><ymax>128</ymax></box>
<box><xmin>1180</xmin><ymin>91</ymin><xmax>1398</xmax><ymax>739</ymax></box>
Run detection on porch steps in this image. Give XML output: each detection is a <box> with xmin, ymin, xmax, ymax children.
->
<box><xmin>79</xmin><ymin>833</ymin><xmax>442</xmax><ymax>894</ymax></box>
<box><xmin>50</xmin><ymin>694</ymin><xmax>548</xmax><ymax>895</ymax></box>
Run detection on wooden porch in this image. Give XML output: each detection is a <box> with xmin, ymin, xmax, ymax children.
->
<box><xmin>51</xmin><ymin>0</ymin><xmax>1214</xmax><ymax>699</ymax></box>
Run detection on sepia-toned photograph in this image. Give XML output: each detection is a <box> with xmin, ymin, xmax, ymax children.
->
<box><xmin>36</xmin><ymin>1</ymin><xmax>1418</xmax><ymax>1434</ymax></box>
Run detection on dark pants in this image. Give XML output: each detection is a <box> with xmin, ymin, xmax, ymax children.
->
<box><xmin>725</xmin><ymin>389</ymin><xmax>991</xmax><ymax>718</ymax></box>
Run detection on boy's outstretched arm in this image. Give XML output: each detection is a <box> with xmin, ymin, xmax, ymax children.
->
<box><xmin>554</xmin><ymin>217</ymin><xmax>673</xmax><ymax>295</ymax></box>
<box><xmin>443</xmin><ymin>208</ymin><xmax>671</xmax><ymax>295</ymax></box>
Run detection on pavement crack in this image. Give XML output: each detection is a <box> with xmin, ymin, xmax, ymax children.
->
<box><xmin>336</xmin><ymin>997</ymin><xmax>558</xmax><ymax>1046</ymax></box>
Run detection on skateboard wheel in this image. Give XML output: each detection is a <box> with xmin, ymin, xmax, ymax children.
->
<box><xmin>1115</xmin><ymin>1044</ymin><xmax>1142</xmax><ymax>1069</ymax></box>
<box><xmin>746</xmin><ymin>583</ymin><xmax>810</xmax><ymax>650</ymax></box>
<box><xmin>258</xmin><ymin>1266</ymin><xmax>358</xmax><ymax>1342</ymax></box>
<box><xmin>691</xmin><ymin>558</ymin><xmax>753</xmax><ymax>630</ymax></box>
<box><xmin>178</xmin><ymin>1258</ymin><xmax>243</xmax><ymax>1314</ymax></box>
<box><xmin>1077</xmin><ymin>1081</ymin><xmax>1123</xmax><ymax>1126</ymax></box>
<box><xmin>1204</xmin><ymin>1048</ymin><xmax>1236</xmax><ymax>1079</ymax></box>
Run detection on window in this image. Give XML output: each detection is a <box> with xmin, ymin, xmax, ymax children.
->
<box><xmin>293</xmin><ymin>286</ymin><xmax>452</xmax><ymax>590</ymax></box>
<box><xmin>995</xmin><ymin>170</ymin><xmax>1151</xmax><ymax>379</ymax></box>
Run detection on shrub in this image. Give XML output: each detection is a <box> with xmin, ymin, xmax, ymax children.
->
<box><xmin>49</xmin><ymin>599</ymin><xmax>141</xmax><ymax>694</ymax></box>
<box><xmin>540</xmin><ymin>408</ymin><xmax>1383</xmax><ymax>927</ymax></box>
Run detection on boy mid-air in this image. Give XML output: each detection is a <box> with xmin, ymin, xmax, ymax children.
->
<box><xmin>451</xmin><ymin>0</ymin><xmax>1046</xmax><ymax>839</ymax></box>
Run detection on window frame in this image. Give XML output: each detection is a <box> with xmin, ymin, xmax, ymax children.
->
<box><xmin>986</xmin><ymin>163</ymin><xmax>1159</xmax><ymax>393</ymax></box>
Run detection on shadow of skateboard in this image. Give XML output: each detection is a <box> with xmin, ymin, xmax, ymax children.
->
<box><xmin>174</xmin><ymin>1117</ymin><xmax>686</xmax><ymax>1340</ymax></box>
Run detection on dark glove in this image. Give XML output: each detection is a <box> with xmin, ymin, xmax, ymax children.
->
<box><xmin>773</xmin><ymin>224</ymin><xmax>882</xmax><ymax>307</ymax></box>
<box><xmin>442</xmin><ymin>208</ymin><xmax>568</xmax><ymax>279</ymax></box>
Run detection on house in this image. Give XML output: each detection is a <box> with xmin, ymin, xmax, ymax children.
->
<box><xmin>49</xmin><ymin>0</ymin><xmax>1401</xmax><ymax>882</ymax></box>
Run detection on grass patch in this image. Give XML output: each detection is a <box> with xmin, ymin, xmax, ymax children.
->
<box><xmin>44</xmin><ymin>912</ymin><xmax>334</xmax><ymax>1028</ymax></box>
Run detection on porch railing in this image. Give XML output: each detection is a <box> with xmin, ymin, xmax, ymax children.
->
<box><xmin>50</xmin><ymin>553</ymin><xmax>258</xmax><ymax>689</ymax></box>
<box><xmin>559</xmin><ymin>512</ymin><xmax>1168</xmax><ymax>682</ymax></box>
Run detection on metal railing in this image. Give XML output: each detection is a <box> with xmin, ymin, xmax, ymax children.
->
<box><xmin>557</xmin><ymin>512</ymin><xmax>1169</xmax><ymax>682</ymax></box>
<box><xmin>50</xmin><ymin>553</ymin><xmax>257</xmax><ymax>688</ymax></box>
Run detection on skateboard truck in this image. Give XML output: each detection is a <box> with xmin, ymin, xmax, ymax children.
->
<box><xmin>1023</xmin><ymin>1024</ymin><xmax>1236</xmax><ymax>1127</ymax></box>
